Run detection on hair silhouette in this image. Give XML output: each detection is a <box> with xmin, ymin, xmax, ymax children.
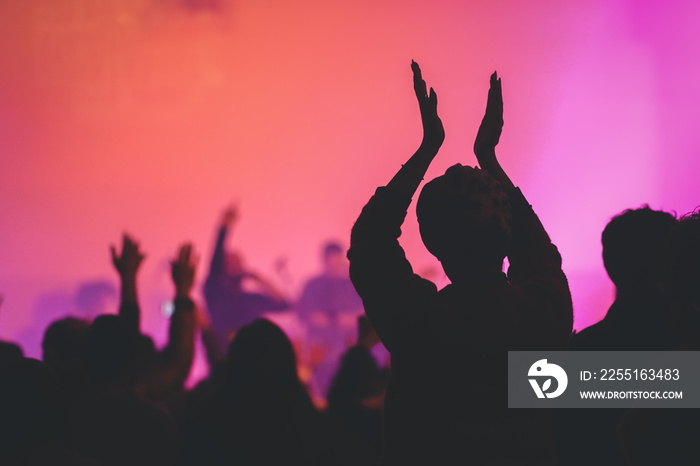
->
<box><xmin>417</xmin><ymin>164</ymin><xmax>511</xmax><ymax>272</ymax></box>
<box><xmin>84</xmin><ymin>314</ymin><xmax>139</xmax><ymax>389</ymax></box>
<box><xmin>224</xmin><ymin>318</ymin><xmax>310</xmax><ymax>408</ymax></box>
<box><xmin>602</xmin><ymin>206</ymin><xmax>676</xmax><ymax>292</ymax></box>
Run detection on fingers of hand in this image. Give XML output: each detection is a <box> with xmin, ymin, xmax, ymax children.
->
<box><xmin>429</xmin><ymin>87</ymin><xmax>437</xmax><ymax>107</ymax></box>
<box><xmin>176</xmin><ymin>243</ymin><xmax>198</xmax><ymax>270</ymax></box>
<box><xmin>488</xmin><ymin>72</ymin><xmax>503</xmax><ymax>108</ymax></box>
<box><xmin>411</xmin><ymin>60</ymin><xmax>422</xmax><ymax>78</ymax></box>
<box><xmin>123</xmin><ymin>234</ymin><xmax>136</xmax><ymax>250</ymax></box>
<box><xmin>414</xmin><ymin>78</ymin><xmax>427</xmax><ymax>101</ymax></box>
<box><xmin>119</xmin><ymin>234</ymin><xmax>145</xmax><ymax>261</ymax></box>
<box><xmin>412</xmin><ymin>61</ymin><xmax>428</xmax><ymax>100</ymax></box>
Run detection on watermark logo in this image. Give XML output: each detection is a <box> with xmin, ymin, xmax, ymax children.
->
<box><xmin>528</xmin><ymin>359</ymin><xmax>568</xmax><ymax>399</ymax></box>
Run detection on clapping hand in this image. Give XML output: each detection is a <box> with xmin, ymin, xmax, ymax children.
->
<box><xmin>412</xmin><ymin>60</ymin><xmax>445</xmax><ymax>152</ymax></box>
<box><xmin>474</xmin><ymin>71</ymin><xmax>503</xmax><ymax>167</ymax></box>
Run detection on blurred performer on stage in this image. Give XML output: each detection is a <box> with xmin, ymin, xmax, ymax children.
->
<box><xmin>204</xmin><ymin>205</ymin><xmax>290</xmax><ymax>347</ymax></box>
<box><xmin>298</xmin><ymin>241</ymin><xmax>364</xmax><ymax>400</ymax></box>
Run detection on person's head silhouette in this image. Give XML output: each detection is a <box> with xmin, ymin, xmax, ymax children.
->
<box><xmin>602</xmin><ymin>206</ymin><xmax>676</xmax><ymax>295</ymax></box>
<box><xmin>84</xmin><ymin>314</ymin><xmax>139</xmax><ymax>389</ymax></box>
<box><xmin>416</xmin><ymin>164</ymin><xmax>511</xmax><ymax>282</ymax></box>
<box><xmin>225</xmin><ymin>318</ymin><xmax>308</xmax><ymax>406</ymax></box>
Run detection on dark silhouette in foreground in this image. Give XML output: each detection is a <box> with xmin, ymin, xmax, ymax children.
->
<box><xmin>42</xmin><ymin>317</ymin><xmax>90</xmax><ymax>405</ymax></box>
<box><xmin>571</xmin><ymin>207</ymin><xmax>678</xmax><ymax>351</ymax></box>
<box><xmin>555</xmin><ymin>207</ymin><xmax>678</xmax><ymax>466</ymax></box>
<box><xmin>179</xmin><ymin>318</ymin><xmax>373</xmax><ymax>465</ymax></box>
<box><xmin>0</xmin><ymin>340</ymin><xmax>23</xmax><ymax>368</ymax></box>
<box><xmin>0</xmin><ymin>295</ymin><xmax>24</xmax><ymax>369</ymax></box>
<box><xmin>348</xmin><ymin>62</ymin><xmax>573</xmax><ymax>465</ymax></box>
<box><xmin>109</xmin><ymin>235</ymin><xmax>198</xmax><ymax>404</ymax></box>
<box><xmin>327</xmin><ymin>315</ymin><xmax>389</xmax><ymax>456</ymax></box>
<box><xmin>617</xmin><ymin>210</ymin><xmax>700</xmax><ymax>466</ymax></box>
<box><xmin>65</xmin><ymin>240</ymin><xmax>199</xmax><ymax>466</ymax></box>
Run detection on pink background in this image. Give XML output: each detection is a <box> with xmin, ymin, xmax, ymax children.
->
<box><xmin>1</xmin><ymin>0</ymin><xmax>699</xmax><ymax>368</ymax></box>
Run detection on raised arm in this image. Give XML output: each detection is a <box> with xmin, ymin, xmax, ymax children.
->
<box><xmin>110</xmin><ymin>234</ymin><xmax>145</xmax><ymax>334</ymax></box>
<box><xmin>142</xmin><ymin>243</ymin><xmax>198</xmax><ymax>400</ymax></box>
<box><xmin>474</xmin><ymin>72</ymin><xmax>572</xmax><ymax>346</ymax></box>
<box><xmin>208</xmin><ymin>204</ymin><xmax>238</xmax><ymax>281</ymax></box>
<box><xmin>386</xmin><ymin>61</ymin><xmax>445</xmax><ymax>198</ymax></box>
<box><xmin>348</xmin><ymin>62</ymin><xmax>443</xmax><ymax>350</ymax></box>
<box><xmin>473</xmin><ymin>71</ymin><xmax>515</xmax><ymax>194</ymax></box>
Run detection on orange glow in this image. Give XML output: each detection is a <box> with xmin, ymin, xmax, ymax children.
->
<box><xmin>1</xmin><ymin>1</ymin><xmax>699</xmax><ymax>366</ymax></box>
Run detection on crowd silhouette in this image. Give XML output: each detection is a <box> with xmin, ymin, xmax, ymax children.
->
<box><xmin>0</xmin><ymin>61</ymin><xmax>698</xmax><ymax>465</ymax></box>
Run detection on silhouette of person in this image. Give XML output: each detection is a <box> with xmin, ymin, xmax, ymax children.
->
<box><xmin>0</xmin><ymin>295</ymin><xmax>24</xmax><ymax>369</ymax></box>
<box><xmin>109</xmin><ymin>235</ymin><xmax>198</xmax><ymax>404</ymax></box>
<box><xmin>204</xmin><ymin>205</ymin><xmax>289</xmax><ymax>347</ymax></box>
<box><xmin>570</xmin><ymin>206</ymin><xmax>678</xmax><ymax>351</ymax></box>
<box><xmin>327</xmin><ymin>315</ymin><xmax>389</xmax><ymax>456</ymax></box>
<box><xmin>0</xmin><ymin>340</ymin><xmax>23</xmax><ymax>369</ymax></box>
<box><xmin>555</xmin><ymin>207</ymin><xmax>678</xmax><ymax>466</ymax></box>
<box><xmin>348</xmin><ymin>62</ymin><xmax>572</xmax><ymax>465</ymax></box>
<box><xmin>298</xmin><ymin>241</ymin><xmax>364</xmax><ymax>399</ymax></box>
<box><xmin>0</xmin><ymin>358</ymin><xmax>84</xmax><ymax>464</ymax></box>
<box><xmin>179</xmin><ymin>318</ymin><xmax>374</xmax><ymax>466</ymax></box>
<box><xmin>42</xmin><ymin>317</ymin><xmax>90</xmax><ymax>405</ymax></box>
<box><xmin>616</xmin><ymin>210</ymin><xmax>700</xmax><ymax>466</ymax></box>
<box><xmin>65</xmin><ymin>242</ymin><xmax>197</xmax><ymax>465</ymax></box>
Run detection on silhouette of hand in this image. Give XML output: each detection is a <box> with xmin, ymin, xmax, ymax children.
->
<box><xmin>111</xmin><ymin>234</ymin><xmax>145</xmax><ymax>279</ymax></box>
<box><xmin>474</xmin><ymin>71</ymin><xmax>503</xmax><ymax>163</ymax></box>
<box><xmin>221</xmin><ymin>203</ymin><xmax>239</xmax><ymax>227</ymax></box>
<box><xmin>172</xmin><ymin>243</ymin><xmax>198</xmax><ymax>298</ymax></box>
<box><xmin>412</xmin><ymin>60</ymin><xmax>445</xmax><ymax>151</ymax></box>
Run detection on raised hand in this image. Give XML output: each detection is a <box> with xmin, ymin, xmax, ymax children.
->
<box><xmin>111</xmin><ymin>234</ymin><xmax>145</xmax><ymax>279</ymax></box>
<box><xmin>385</xmin><ymin>61</ymin><xmax>446</xmax><ymax>199</ymax></box>
<box><xmin>474</xmin><ymin>71</ymin><xmax>503</xmax><ymax>166</ymax></box>
<box><xmin>172</xmin><ymin>243</ymin><xmax>198</xmax><ymax>299</ymax></box>
<box><xmin>220</xmin><ymin>203</ymin><xmax>239</xmax><ymax>228</ymax></box>
<box><xmin>472</xmin><ymin>71</ymin><xmax>515</xmax><ymax>194</ymax></box>
<box><xmin>412</xmin><ymin>60</ymin><xmax>445</xmax><ymax>152</ymax></box>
